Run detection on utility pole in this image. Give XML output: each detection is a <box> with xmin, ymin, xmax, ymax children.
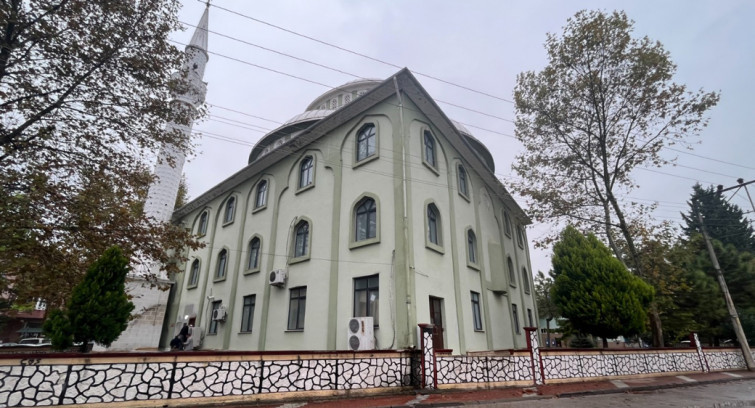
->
<box><xmin>716</xmin><ymin>178</ymin><xmax>755</xmax><ymax>213</ymax></box>
<box><xmin>696</xmin><ymin>211</ymin><xmax>754</xmax><ymax>371</ymax></box>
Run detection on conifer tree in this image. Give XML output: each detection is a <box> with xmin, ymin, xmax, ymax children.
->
<box><xmin>44</xmin><ymin>246</ymin><xmax>135</xmax><ymax>352</ymax></box>
<box><xmin>551</xmin><ymin>226</ymin><xmax>654</xmax><ymax>347</ymax></box>
<box><xmin>682</xmin><ymin>183</ymin><xmax>755</xmax><ymax>253</ymax></box>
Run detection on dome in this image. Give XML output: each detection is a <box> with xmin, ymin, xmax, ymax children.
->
<box><xmin>306</xmin><ymin>79</ymin><xmax>382</xmax><ymax>112</ymax></box>
<box><xmin>249</xmin><ymin>78</ymin><xmax>494</xmax><ymax>171</ymax></box>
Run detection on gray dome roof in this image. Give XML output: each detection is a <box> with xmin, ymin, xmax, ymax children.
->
<box><xmin>249</xmin><ymin>79</ymin><xmax>494</xmax><ymax>171</ymax></box>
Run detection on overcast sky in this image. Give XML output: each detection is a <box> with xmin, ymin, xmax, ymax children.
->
<box><xmin>173</xmin><ymin>0</ymin><xmax>755</xmax><ymax>276</ymax></box>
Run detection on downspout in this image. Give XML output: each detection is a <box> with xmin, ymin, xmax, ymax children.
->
<box><xmin>393</xmin><ymin>76</ymin><xmax>413</xmax><ymax>347</ymax></box>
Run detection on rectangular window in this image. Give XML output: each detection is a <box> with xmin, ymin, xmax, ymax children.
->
<box><xmin>512</xmin><ymin>303</ymin><xmax>520</xmax><ymax>334</ymax></box>
<box><xmin>354</xmin><ymin>275</ymin><xmax>379</xmax><ymax>325</ymax></box>
<box><xmin>209</xmin><ymin>301</ymin><xmax>221</xmax><ymax>335</ymax></box>
<box><xmin>527</xmin><ymin>308</ymin><xmax>534</xmax><ymax>328</ymax></box>
<box><xmin>288</xmin><ymin>287</ymin><xmax>307</xmax><ymax>330</ymax></box>
<box><xmin>240</xmin><ymin>295</ymin><xmax>256</xmax><ymax>333</ymax></box>
<box><xmin>471</xmin><ymin>291</ymin><xmax>482</xmax><ymax>331</ymax></box>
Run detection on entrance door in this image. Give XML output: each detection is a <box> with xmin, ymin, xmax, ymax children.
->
<box><xmin>429</xmin><ymin>296</ymin><xmax>444</xmax><ymax>350</ymax></box>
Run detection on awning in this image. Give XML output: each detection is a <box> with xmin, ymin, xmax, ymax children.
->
<box><xmin>17</xmin><ymin>327</ymin><xmax>43</xmax><ymax>334</ymax></box>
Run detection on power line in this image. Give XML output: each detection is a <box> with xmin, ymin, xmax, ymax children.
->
<box><xmin>203</xmin><ymin>2</ymin><xmax>515</xmax><ymax>104</ymax></box>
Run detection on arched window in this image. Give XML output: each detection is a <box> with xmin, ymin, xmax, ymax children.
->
<box><xmin>299</xmin><ymin>156</ymin><xmax>313</xmax><ymax>189</ymax></box>
<box><xmin>248</xmin><ymin>237</ymin><xmax>261</xmax><ymax>270</ymax></box>
<box><xmin>255</xmin><ymin>180</ymin><xmax>268</xmax><ymax>209</ymax></box>
<box><xmin>216</xmin><ymin>249</ymin><xmax>228</xmax><ymax>279</ymax></box>
<box><xmin>467</xmin><ymin>229</ymin><xmax>477</xmax><ymax>264</ymax></box>
<box><xmin>188</xmin><ymin>259</ymin><xmax>200</xmax><ymax>287</ymax></box>
<box><xmin>427</xmin><ymin>203</ymin><xmax>441</xmax><ymax>246</ymax></box>
<box><xmin>458</xmin><ymin>165</ymin><xmax>468</xmax><ymax>197</ymax></box>
<box><xmin>355</xmin><ymin>198</ymin><xmax>377</xmax><ymax>241</ymax></box>
<box><xmin>294</xmin><ymin>220</ymin><xmax>310</xmax><ymax>258</ymax></box>
<box><xmin>507</xmin><ymin>257</ymin><xmax>516</xmax><ymax>286</ymax></box>
<box><xmin>356</xmin><ymin>124</ymin><xmax>376</xmax><ymax>162</ymax></box>
<box><xmin>423</xmin><ymin>130</ymin><xmax>436</xmax><ymax>168</ymax></box>
<box><xmin>503</xmin><ymin>211</ymin><xmax>512</xmax><ymax>237</ymax></box>
<box><xmin>516</xmin><ymin>225</ymin><xmax>525</xmax><ymax>248</ymax></box>
<box><xmin>522</xmin><ymin>267</ymin><xmax>530</xmax><ymax>294</ymax></box>
<box><xmin>223</xmin><ymin>197</ymin><xmax>235</xmax><ymax>224</ymax></box>
<box><xmin>198</xmin><ymin>211</ymin><xmax>208</xmax><ymax>235</ymax></box>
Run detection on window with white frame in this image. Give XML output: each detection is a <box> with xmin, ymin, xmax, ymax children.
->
<box><xmin>287</xmin><ymin>287</ymin><xmax>307</xmax><ymax>330</ymax></box>
<box><xmin>293</xmin><ymin>220</ymin><xmax>310</xmax><ymax>259</ymax></box>
<box><xmin>299</xmin><ymin>156</ymin><xmax>314</xmax><ymax>189</ymax></box>
<box><xmin>471</xmin><ymin>291</ymin><xmax>482</xmax><ymax>331</ymax></box>
<box><xmin>254</xmin><ymin>180</ymin><xmax>268</xmax><ymax>209</ymax></box>
<box><xmin>458</xmin><ymin>165</ymin><xmax>469</xmax><ymax>197</ymax></box>
<box><xmin>188</xmin><ymin>259</ymin><xmax>200</xmax><ymax>287</ymax></box>
<box><xmin>223</xmin><ymin>196</ymin><xmax>236</xmax><ymax>224</ymax></box>
<box><xmin>516</xmin><ymin>225</ymin><xmax>525</xmax><ymax>248</ymax></box>
<box><xmin>215</xmin><ymin>249</ymin><xmax>227</xmax><ymax>279</ymax></box>
<box><xmin>522</xmin><ymin>267</ymin><xmax>530</xmax><ymax>294</ymax></box>
<box><xmin>354</xmin><ymin>197</ymin><xmax>377</xmax><ymax>241</ymax></box>
<box><xmin>427</xmin><ymin>203</ymin><xmax>442</xmax><ymax>247</ymax></box>
<box><xmin>507</xmin><ymin>256</ymin><xmax>516</xmax><ymax>286</ymax></box>
<box><xmin>247</xmin><ymin>237</ymin><xmax>261</xmax><ymax>271</ymax></box>
<box><xmin>423</xmin><ymin>130</ymin><xmax>437</xmax><ymax>169</ymax></box>
<box><xmin>198</xmin><ymin>211</ymin><xmax>208</xmax><ymax>236</ymax></box>
<box><xmin>356</xmin><ymin>123</ymin><xmax>376</xmax><ymax>162</ymax></box>
<box><xmin>512</xmin><ymin>303</ymin><xmax>520</xmax><ymax>334</ymax></box>
<box><xmin>354</xmin><ymin>275</ymin><xmax>379</xmax><ymax>326</ymax></box>
<box><xmin>503</xmin><ymin>211</ymin><xmax>512</xmax><ymax>237</ymax></box>
<box><xmin>240</xmin><ymin>295</ymin><xmax>255</xmax><ymax>333</ymax></box>
<box><xmin>467</xmin><ymin>229</ymin><xmax>478</xmax><ymax>265</ymax></box>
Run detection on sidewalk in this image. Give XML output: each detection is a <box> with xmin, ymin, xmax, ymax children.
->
<box><xmin>200</xmin><ymin>370</ymin><xmax>755</xmax><ymax>408</ymax></box>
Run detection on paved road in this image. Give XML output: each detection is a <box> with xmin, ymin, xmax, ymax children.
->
<box><xmin>488</xmin><ymin>380</ymin><xmax>755</xmax><ymax>407</ymax></box>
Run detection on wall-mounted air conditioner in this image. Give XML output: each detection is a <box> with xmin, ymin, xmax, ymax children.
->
<box><xmin>347</xmin><ymin>316</ymin><xmax>374</xmax><ymax>351</ymax></box>
<box><xmin>211</xmin><ymin>306</ymin><xmax>226</xmax><ymax>321</ymax></box>
<box><xmin>269</xmin><ymin>269</ymin><xmax>287</xmax><ymax>287</ymax></box>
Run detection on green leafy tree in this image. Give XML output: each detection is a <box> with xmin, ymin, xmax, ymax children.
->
<box><xmin>512</xmin><ymin>10</ymin><xmax>719</xmax><ymax>346</ymax></box>
<box><xmin>551</xmin><ymin>226</ymin><xmax>654</xmax><ymax>348</ymax></box>
<box><xmin>44</xmin><ymin>246</ymin><xmax>135</xmax><ymax>352</ymax></box>
<box><xmin>0</xmin><ymin>0</ymin><xmax>203</xmax><ymax>307</ymax></box>
<box><xmin>534</xmin><ymin>271</ymin><xmax>559</xmax><ymax>347</ymax></box>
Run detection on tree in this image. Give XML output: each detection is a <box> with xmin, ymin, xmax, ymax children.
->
<box><xmin>534</xmin><ymin>271</ymin><xmax>559</xmax><ymax>347</ymax></box>
<box><xmin>0</xmin><ymin>1</ymin><xmax>202</xmax><ymax>307</ymax></box>
<box><xmin>632</xmin><ymin>224</ymin><xmax>694</xmax><ymax>345</ymax></box>
<box><xmin>44</xmin><ymin>246</ymin><xmax>135</xmax><ymax>352</ymax></box>
<box><xmin>513</xmin><ymin>10</ymin><xmax>719</xmax><ymax>346</ymax></box>
<box><xmin>551</xmin><ymin>226</ymin><xmax>654</xmax><ymax>348</ymax></box>
<box><xmin>682</xmin><ymin>184</ymin><xmax>755</xmax><ymax>253</ymax></box>
<box><xmin>680</xmin><ymin>185</ymin><xmax>755</xmax><ymax>345</ymax></box>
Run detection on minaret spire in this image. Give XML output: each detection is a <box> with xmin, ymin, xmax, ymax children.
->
<box><xmin>189</xmin><ymin>5</ymin><xmax>209</xmax><ymax>53</ymax></box>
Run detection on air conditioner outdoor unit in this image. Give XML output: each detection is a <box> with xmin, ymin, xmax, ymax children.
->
<box><xmin>211</xmin><ymin>306</ymin><xmax>226</xmax><ymax>321</ymax></box>
<box><xmin>269</xmin><ymin>269</ymin><xmax>287</xmax><ymax>287</ymax></box>
<box><xmin>347</xmin><ymin>316</ymin><xmax>374</xmax><ymax>351</ymax></box>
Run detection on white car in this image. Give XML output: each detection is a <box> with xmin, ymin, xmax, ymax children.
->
<box><xmin>17</xmin><ymin>338</ymin><xmax>51</xmax><ymax>347</ymax></box>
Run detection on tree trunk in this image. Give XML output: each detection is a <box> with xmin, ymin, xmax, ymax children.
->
<box><xmin>649</xmin><ymin>302</ymin><xmax>663</xmax><ymax>347</ymax></box>
<box><xmin>602</xmin><ymin>337</ymin><xmax>608</xmax><ymax>348</ymax></box>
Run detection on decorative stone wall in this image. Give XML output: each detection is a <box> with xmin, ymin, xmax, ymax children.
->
<box><xmin>0</xmin><ymin>346</ymin><xmax>751</xmax><ymax>407</ymax></box>
<box><xmin>435</xmin><ymin>352</ymin><xmax>532</xmax><ymax>385</ymax></box>
<box><xmin>0</xmin><ymin>352</ymin><xmax>413</xmax><ymax>407</ymax></box>
<box><xmin>540</xmin><ymin>350</ymin><xmax>704</xmax><ymax>380</ymax></box>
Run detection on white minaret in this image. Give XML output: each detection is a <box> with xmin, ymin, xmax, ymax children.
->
<box><xmin>107</xmin><ymin>7</ymin><xmax>209</xmax><ymax>351</ymax></box>
<box><xmin>143</xmin><ymin>6</ymin><xmax>209</xmax><ymax>228</ymax></box>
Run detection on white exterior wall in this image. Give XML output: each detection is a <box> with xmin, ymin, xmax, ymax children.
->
<box><xmin>165</xmin><ymin>76</ymin><xmax>537</xmax><ymax>353</ymax></box>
